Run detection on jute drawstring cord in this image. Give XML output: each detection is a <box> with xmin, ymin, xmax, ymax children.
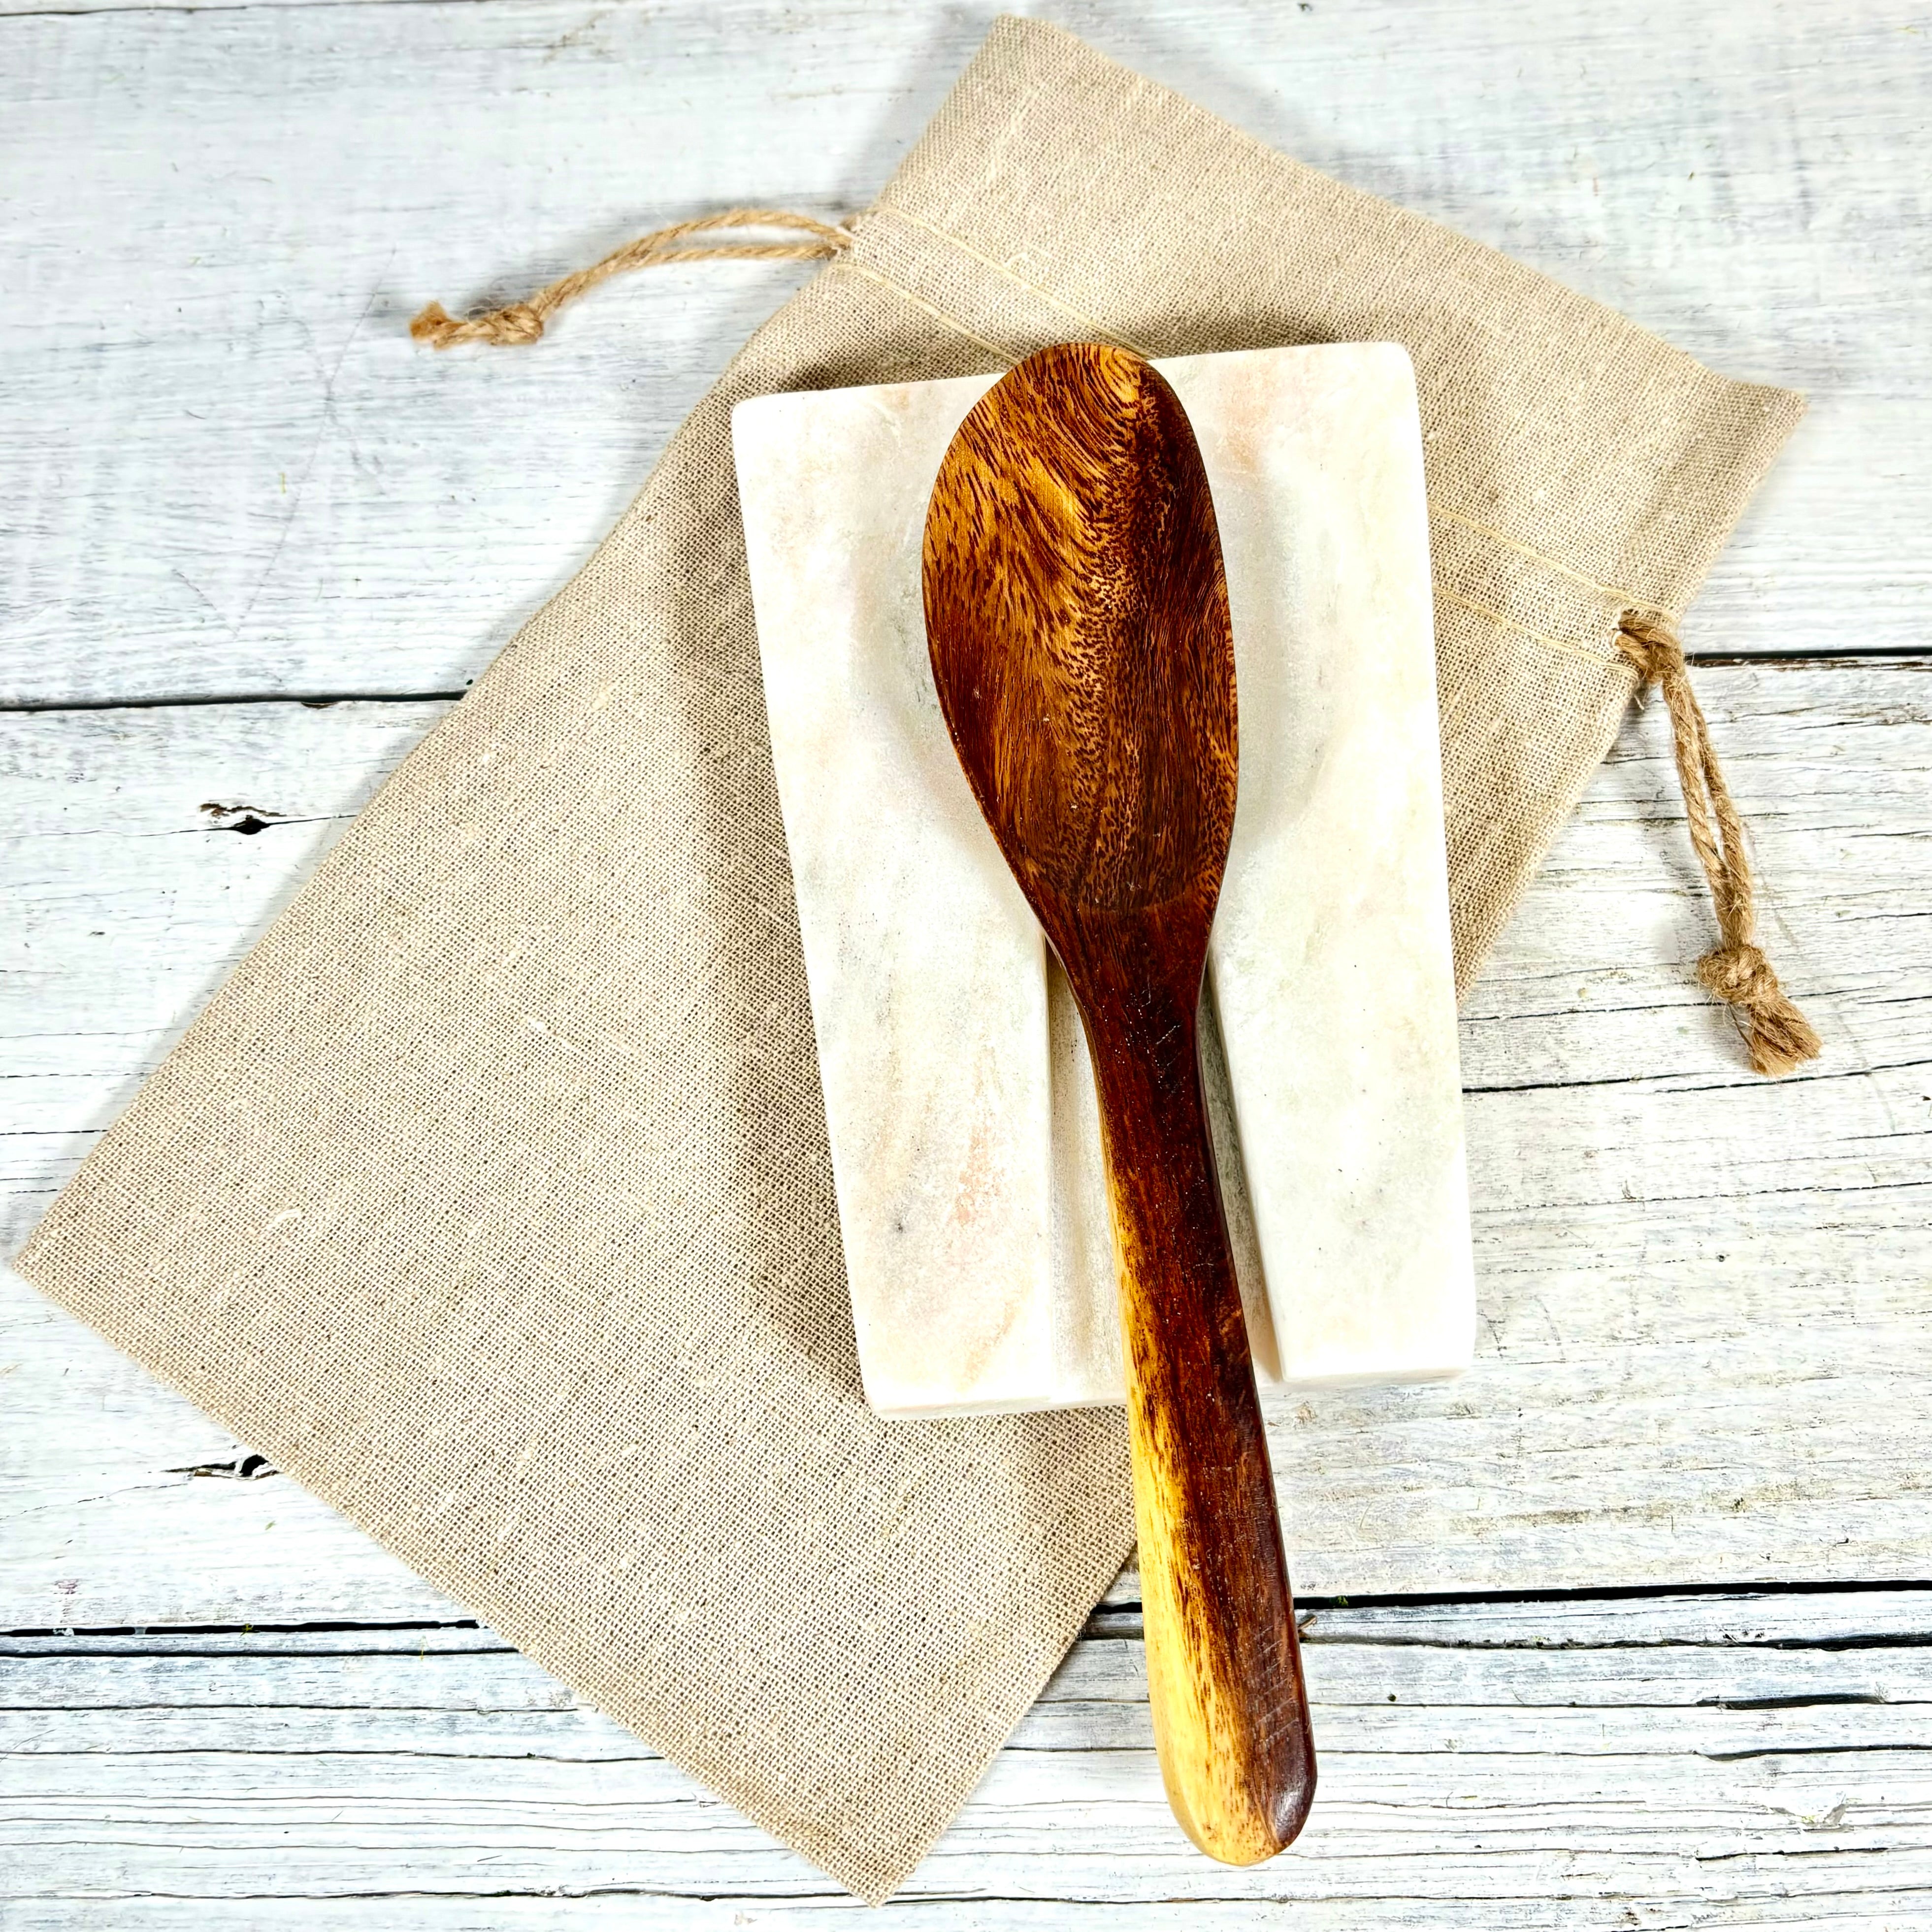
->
<box><xmin>409</xmin><ymin>209</ymin><xmax>854</xmax><ymax>349</ymax></box>
<box><xmin>1616</xmin><ymin>614</ymin><xmax>1820</xmax><ymax>1076</ymax></box>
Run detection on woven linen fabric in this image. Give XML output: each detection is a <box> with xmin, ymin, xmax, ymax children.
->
<box><xmin>16</xmin><ymin>14</ymin><xmax>1803</xmax><ymax>1904</ymax></box>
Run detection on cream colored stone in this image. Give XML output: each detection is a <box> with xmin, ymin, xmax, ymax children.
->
<box><xmin>733</xmin><ymin>343</ymin><xmax>1473</xmax><ymax>1417</ymax></box>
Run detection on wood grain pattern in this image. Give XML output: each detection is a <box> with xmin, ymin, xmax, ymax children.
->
<box><xmin>924</xmin><ymin>342</ymin><xmax>1311</xmax><ymax>1863</ymax></box>
<box><xmin>6</xmin><ymin>1589</ymin><xmax>1932</xmax><ymax>1926</ymax></box>
<box><xmin>2</xmin><ymin>0</ymin><xmax>1929</xmax><ymax>1921</ymax></box>
<box><xmin>1</xmin><ymin>1</ymin><xmax>1925</xmax><ymax>705</ymax></box>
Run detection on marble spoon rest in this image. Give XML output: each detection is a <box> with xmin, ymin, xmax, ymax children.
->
<box><xmin>732</xmin><ymin>342</ymin><xmax>1474</xmax><ymax>1418</ymax></box>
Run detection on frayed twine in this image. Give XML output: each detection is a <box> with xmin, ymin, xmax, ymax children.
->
<box><xmin>1616</xmin><ymin>614</ymin><xmax>1821</xmax><ymax>1077</ymax></box>
<box><xmin>409</xmin><ymin>209</ymin><xmax>853</xmax><ymax>349</ymax></box>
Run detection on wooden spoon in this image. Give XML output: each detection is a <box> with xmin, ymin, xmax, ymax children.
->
<box><xmin>922</xmin><ymin>340</ymin><xmax>1315</xmax><ymax>1864</ymax></box>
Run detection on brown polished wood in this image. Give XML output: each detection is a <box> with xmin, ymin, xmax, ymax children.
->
<box><xmin>922</xmin><ymin>340</ymin><xmax>1315</xmax><ymax>1864</ymax></box>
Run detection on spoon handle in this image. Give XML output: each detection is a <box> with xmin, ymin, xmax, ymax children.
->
<box><xmin>1087</xmin><ymin>987</ymin><xmax>1315</xmax><ymax>1865</ymax></box>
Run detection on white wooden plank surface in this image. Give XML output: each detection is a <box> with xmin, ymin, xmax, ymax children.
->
<box><xmin>4</xmin><ymin>1591</ymin><xmax>1931</xmax><ymax>1926</ymax></box>
<box><xmin>1</xmin><ymin>0</ymin><xmax>1926</xmax><ymax>703</ymax></box>
<box><xmin>4</xmin><ymin>662</ymin><xmax>1926</xmax><ymax>1631</ymax></box>
<box><xmin>4</xmin><ymin>0</ymin><xmax>1930</xmax><ymax>1923</ymax></box>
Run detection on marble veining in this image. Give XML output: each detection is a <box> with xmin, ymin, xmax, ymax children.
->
<box><xmin>733</xmin><ymin>343</ymin><xmax>1473</xmax><ymax>1417</ymax></box>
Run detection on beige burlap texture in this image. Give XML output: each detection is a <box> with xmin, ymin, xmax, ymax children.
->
<box><xmin>16</xmin><ymin>15</ymin><xmax>1805</xmax><ymax>1904</ymax></box>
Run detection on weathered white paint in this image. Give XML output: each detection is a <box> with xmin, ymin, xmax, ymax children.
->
<box><xmin>3</xmin><ymin>1592</ymin><xmax>1930</xmax><ymax>1925</ymax></box>
<box><xmin>4</xmin><ymin>663</ymin><xmax>1926</xmax><ymax>1632</ymax></box>
<box><xmin>0</xmin><ymin>1</ymin><xmax>1926</xmax><ymax>702</ymax></box>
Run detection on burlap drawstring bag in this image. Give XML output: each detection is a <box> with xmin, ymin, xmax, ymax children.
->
<box><xmin>15</xmin><ymin>15</ymin><xmax>1817</xmax><ymax>1905</ymax></box>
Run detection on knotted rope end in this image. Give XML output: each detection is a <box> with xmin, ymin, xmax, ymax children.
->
<box><xmin>1617</xmin><ymin>612</ymin><xmax>1822</xmax><ymax>1078</ymax></box>
<box><xmin>409</xmin><ymin>208</ymin><xmax>851</xmax><ymax>352</ymax></box>
<box><xmin>1696</xmin><ymin>941</ymin><xmax>1823</xmax><ymax>1078</ymax></box>
<box><xmin>409</xmin><ymin>298</ymin><xmax>545</xmax><ymax>350</ymax></box>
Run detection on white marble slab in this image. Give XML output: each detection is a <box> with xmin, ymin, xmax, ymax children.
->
<box><xmin>733</xmin><ymin>343</ymin><xmax>1473</xmax><ymax>1417</ymax></box>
